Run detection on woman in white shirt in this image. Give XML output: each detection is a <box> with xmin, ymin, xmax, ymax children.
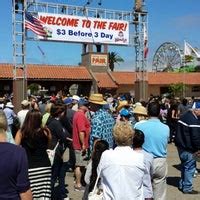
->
<box><xmin>98</xmin><ymin>121</ymin><xmax>146</xmax><ymax>200</ymax></box>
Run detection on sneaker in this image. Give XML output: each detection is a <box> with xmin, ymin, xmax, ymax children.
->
<box><xmin>63</xmin><ymin>197</ymin><xmax>69</xmax><ymax>200</ymax></box>
<box><xmin>183</xmin><ymin>190</ymin><xmax>199</xmax><ymax>194</ymax></box>
<box><xmin>193</xmin><ymin>169</ymin><xmax>198</xmax><ymax>178</ymax></box>
<box><xmin>178</xmin><ymin>187</ymin><xmax>182</xmax><ymax>192</ymax></box>
<box><xmin>74</xmin><ymin>185</ymin><xmax>85</xmax><ymax>192</ymax></box>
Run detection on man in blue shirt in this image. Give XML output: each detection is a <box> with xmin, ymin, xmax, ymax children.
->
<box><xmin>89</xmin><ymin>93</ymin><xmax>115</xmax><ymax>151</ymax></box>
<box><xmin>135</xmin><ymin>101</ymin><xmax>169</xmax><ymax>200</ymax></box>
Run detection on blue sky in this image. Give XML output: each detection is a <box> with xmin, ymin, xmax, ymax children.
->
<box><xmin>1</xmin><ymin>0</ymin><xmax>200</xmax><ymax>71</ymax></box>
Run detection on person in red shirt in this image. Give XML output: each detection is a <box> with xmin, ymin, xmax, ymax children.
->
<box><xmin>73</xmin><ymin>98</ymin><xmax>91</xmax><ymax>191</ymax></box>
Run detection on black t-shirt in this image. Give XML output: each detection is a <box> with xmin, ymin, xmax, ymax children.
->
<box><xmin>21</xmin><ymin>131</ymin><xmax>51</xmax><ymax>168</ymax></box>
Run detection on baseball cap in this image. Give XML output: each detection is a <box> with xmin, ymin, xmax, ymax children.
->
<box><xmin>192</xmin><ymin>101</ymin><xmax>200</xmax><ymax>109</ymax></box>
<box><xmin>78</xmin><ymin>98</ymin><xmax>89</xmax><ymax>107</ymax></box>
<box><xmin>72</xmin><ymin>95</ymin><xmax>80</xmax><ymax>101</ymax></box>
<box><xmin>120</xmin><ymin>108</ymin><xmax>130</xmax><ymax>117</ymax></box>
<box><xmin>63</xmin><ymin>97</ymin><xmax>72</xmax><ymax>105</ymax></box>
<box><xmin>21</xmin><ymin>100</ymin><xmax>30</xmax><ymax>107</ymax></box>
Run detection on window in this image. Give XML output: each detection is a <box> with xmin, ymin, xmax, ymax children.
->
<box><xmin>192</xmin><ymin>86</ymin><xmax>200</xmax><ymax>92</ymax></box>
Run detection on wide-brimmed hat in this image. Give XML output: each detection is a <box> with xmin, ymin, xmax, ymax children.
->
<box><xmin>133</xmin><ymin>102</ymin><xmax>142</xmax><ymax>108</ymax></box>
<box><xmin>89</xmin><ymin>93</ymin><xmax>107</xmax><ymax>105</ymax></box>
<box><xmin>21</xmin><ymin>100</ymin><xmax>30</xmax><ymax>107</ymax></box>
<box><xmin>116</xmin><ymin>100</ymin><xmax>129</xmax><ymax>111</ymax></box>
<box><xmin>133</xmin><ymin>105</ymin><xmax>147</xmax><ymax>116</ymax></box>
<box><xmin>6</xmin><ymin>102</ymin><xmax>14</xmax><ymax>108</ymax></box>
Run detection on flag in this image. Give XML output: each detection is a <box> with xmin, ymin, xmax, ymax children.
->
<box><xmin>184</xmin><ymin>41</ymin><xmax>200</xmax><ymax>58</ymax></box>
<box><xmin>25</xmin><ymin>12</ymin><xmax>47</xmax><ymax>37</ymax></box>
<box><xmin>143</xmin><ymin>24</ymin><xmax>148</xmax><ymax>59</ymax></box>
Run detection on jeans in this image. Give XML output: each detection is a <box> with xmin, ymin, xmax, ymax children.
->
<box><xmin>59</xmin><ymin>161</ymin><xmax>72</xmax><ymax>197</ymax></box>
<box><xmin>178</xmin><ymin>148</ymin><xmax>196</xmax><ymax>192</ymax></box>
<box><xmin>52</xmin><ymin>156</ymin><xmax>68</xmax><ymax>199</ymax></box>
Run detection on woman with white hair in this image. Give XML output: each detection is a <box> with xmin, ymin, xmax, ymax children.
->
<box><xmin>97</xmin><ymin>121</ymin><xmax>146</xmax><ymax>200</ymax></box>
<box><xmin>0</xmin><ymin>111</ymin><xmax>32</xmax><ymax>199</ymax></box>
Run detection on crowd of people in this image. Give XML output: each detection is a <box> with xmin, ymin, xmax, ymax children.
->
<box><xmin>0</xmin><ymin>92</ymin><xmax>200</xmax><ymax>200</ymax></box>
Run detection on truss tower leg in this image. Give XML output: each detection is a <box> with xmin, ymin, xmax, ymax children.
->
<box><xmin>12</xmin><ymin>0</ymin><xmax>27</xmax><ymax>112</ymax></box>
<box><xmin>133</xmin><ymin>1</ymin><xmax>148</xmax><ymax>101</ymax></box>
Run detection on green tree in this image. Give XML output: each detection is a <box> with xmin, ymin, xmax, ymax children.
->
<box><xmin>108</xmin><ymin>52</ymin><xmax>124</xmax><ymax>71</ymax></box>
<box><xmin>168</xmin><ymin>82</ymin><xmax>187</xmax><ymax>98</ymax></box>
<box><xmin>194</xmin><ymin>65</ymin><xmax>200</xmax><ymax>72</ymax></box>
<box><xmin>28</xmin><ymin>83</ymin><xmax>40</xmax><ymax>95</ymax></box>
<box><xmin>178</xmin><ymin>65</ymin><xmax>196</xmax><ymax>72</ymax></box>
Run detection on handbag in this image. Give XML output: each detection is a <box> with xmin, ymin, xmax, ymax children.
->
<box><xmin>88</xmin><ymin>171</ymin><xmax>103</xmax><ymax>200</ymax></box>
<box><xmin>13</xmin><ymin>116</ymin><xmax>20</xmax><ymax>129</ymax></box>
<box><xmin>46</xmin><ymin>142</ymin><xmax>59</xmax><ymax>165</ymax></box>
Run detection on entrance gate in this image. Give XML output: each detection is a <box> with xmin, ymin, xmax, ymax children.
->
<box><xmin>12</xmin><ymin>0</ymin><xmax>148</xmax><ymax>110</ymax></box>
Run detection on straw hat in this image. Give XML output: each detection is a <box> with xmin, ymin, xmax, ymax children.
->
<box><xmin>116</xmin><ymin>100</ymin><xmax>129</xmax><ymax>111</ymax></box>
<box><xmin>89</xmin><ymin>93</ymin><xmax>107</xmax><ymax>105</ymax></box>
<box><xmin>133</xmin><ymin>105</ymin><xmax>147</xmax><ymax>116</ymax></box>
<box><xmin>133</xmin><ymin>102</ymin><xmax>142</xmax><ymax>108</ymax></box>
<box><xmin>6</xmin><ymin>102</ymin><xmax>14</xmax><ymax>108</ymax></box>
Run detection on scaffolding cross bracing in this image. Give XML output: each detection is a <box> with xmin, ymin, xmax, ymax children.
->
<box><xmin>12</xmin><ymin>0</ymin><xmax>148</xmax><ymax>101</ymax></box>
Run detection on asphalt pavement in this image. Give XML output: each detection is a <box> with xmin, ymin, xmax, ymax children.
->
<box><xmin>64</xmin><ymin>143</ymin><xmax>200</xmax><ymax>200</ymax></box>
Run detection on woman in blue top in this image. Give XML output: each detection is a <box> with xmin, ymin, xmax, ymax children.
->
<box><xmin>0</xmin><ymin>111</ymin><xmax>32</xmax><ymax>199</ymax></box>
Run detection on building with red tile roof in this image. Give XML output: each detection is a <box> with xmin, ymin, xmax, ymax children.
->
<box><xmin>0</xmin><ymin>63</ymin><xmax>200</xmax><ymax>98</ymax></box>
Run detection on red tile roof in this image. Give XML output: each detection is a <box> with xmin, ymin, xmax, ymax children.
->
<box><xmin>0</xmin><ymin>64</ymin><xmax>15</xmax><ymax>78</ymax></box>
<box><xmin>111</xmin><ymin>71</ymin><xmax>200</xmax><ymax>85</ymax></box>
<box><xmin>148</xmin><ymin>72</ymin><xmax>200</xmax><ymax>85</ymax></box>
<box><xmin>0</xmin><ymin>63</ymin><xmax>92</xmax><ymax>80</ymax></box>
<box><xmin>111</xmin><ymin>72</ymin><xmax>136</xmax><ymax>85</ymax></box>
<box><xmin>93</xmin><ymin>72</ymin><xmax>118</xmax><ymax>88</ymax></box>
<box><xmin>1</xmin><ymin>63</ymin><xmax>200</xmax><ymax>85</ymax></box>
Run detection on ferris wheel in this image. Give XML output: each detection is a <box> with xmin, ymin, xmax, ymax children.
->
<box><xmin>152</xmin><ymin>42</ymin><xmax>183</xmax><ymax>72</ymax></box>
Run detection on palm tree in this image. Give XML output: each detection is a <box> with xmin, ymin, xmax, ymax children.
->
<box><xmin>108</xmin><ymin>52</ymin><xmax>124</xmax><ymax>71</ymax></box>
<box><xmin>184</xmin><ymin>55</ymin><xmax>194</xmax><ymax>63</ymax></box>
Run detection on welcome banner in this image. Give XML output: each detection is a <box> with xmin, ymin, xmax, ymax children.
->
<box><xmin>37</xmin><ymin>12</ymin><xmax>129</xmax><ymax>45</ymax></box>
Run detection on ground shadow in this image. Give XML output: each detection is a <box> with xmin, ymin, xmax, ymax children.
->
<box><xmin>167</xmin><ymin>176</ymin><xmax>180</xmax><ymax>188</ymax></box>
<box><xmin>173</xmin><ymin>164</ymin><xmax>181</xmax><ymax>171</ymax></box>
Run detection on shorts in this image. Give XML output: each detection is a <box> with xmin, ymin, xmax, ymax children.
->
<box><xmin>75</xmin><ymin>150</ymin><xmax>88</xmax><ymax>167</ymax></box>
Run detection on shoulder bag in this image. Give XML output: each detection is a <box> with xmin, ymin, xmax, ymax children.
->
<box><xmin>46</xmin><ymin>142</ymin><xmax>59</xmax><ymax>165</ymax></box>
<box><xmin>88</xmin><ymin>170</ymin><xmax>103</xmax><ymax>200</ymax></box>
